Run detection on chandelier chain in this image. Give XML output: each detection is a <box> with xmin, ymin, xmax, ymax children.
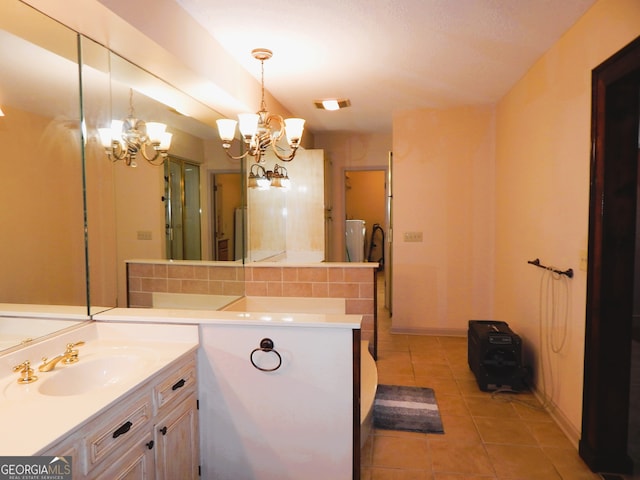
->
<box><xmin>260</xmin><ymin>58</ymin><xmax>267</xmax><ymax>113</ymax></box>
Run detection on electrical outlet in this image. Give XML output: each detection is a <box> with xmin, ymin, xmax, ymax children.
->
<box><xmin>137</xmin><ymin>230</ymin><xmax>152</xmax><ymax>241</ymax></box>
<box><xmin>403</xmin><ymin>231</ymin><xmax>423</xmax><ymax>242</ymax></box>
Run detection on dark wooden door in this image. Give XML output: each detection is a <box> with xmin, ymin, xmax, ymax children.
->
<box><xmin>581</xmin><ymin>35</ymin><xmax>640</xmax><ymax>474</ymax></box>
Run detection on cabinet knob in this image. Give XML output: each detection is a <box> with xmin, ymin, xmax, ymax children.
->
<box><xmin>146</xmin><ymin>440</ymin><xmax>154</xmax><ymax>450</ymax></box>
<box><xmin>159</xmin><ymin>426</ymin><xmax>168</xmax><ymax>436</ymax></box>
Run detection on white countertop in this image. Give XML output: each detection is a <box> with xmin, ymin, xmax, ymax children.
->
<box><xmin>0</xmin><ymin>321</ymin><xmax>198</xmax><ymax>455</ymax></box>
<box><xmin>94</xmin><ymin>307</ymin><xmax>362</xmax><ymax>329</ymax></box>
<box><xmin>0</xmin><ymin>303</ymin><xmax>91</xmax><ymax>320</ymax></box>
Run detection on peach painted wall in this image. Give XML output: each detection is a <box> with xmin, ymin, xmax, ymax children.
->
<box><xmin>1</xmin><ymin>105</ymin><xmax>87</xmax><ymax>305</ymax></box>
<box><xmin>392</xmin><ymin>106</ymin><xmax>496</xmax><ymax>334</ymax></box>
<box><xmin>493</xmin><ymin>0</ymin><xmax>640</xmax><ymax>441</ymax></box>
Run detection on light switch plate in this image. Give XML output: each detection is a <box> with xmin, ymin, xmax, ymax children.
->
<box><xmin>403</xmin><ymin>231</ymin><xmax>423</xmax><ymax>242</ymax></box>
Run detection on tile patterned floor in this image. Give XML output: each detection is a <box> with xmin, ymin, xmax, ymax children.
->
<box><xmin>360</xmin><ymin>281</ymin><xmax>622</xmax><ymax>479</ymax></box>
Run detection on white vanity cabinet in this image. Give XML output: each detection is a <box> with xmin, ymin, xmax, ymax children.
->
<box><xmin>38</xmin><ymin>351</ymin><xmax>198</xmax><ymax>480</ymax></box>
<box><xmin>153</xmin><ymin>354</ymin><xmax>199</xmax><ymax>480</ymax></box>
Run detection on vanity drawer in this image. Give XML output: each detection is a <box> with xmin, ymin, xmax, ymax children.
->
<box><xmin>154</xmin><ymin>354</ymin><xmax>197</xmax><ymax>413</ymax></box>
<box><xmin>84</xmin><ymin>389</ymin><xmax>153</xmax><ymax>473</ymax></box>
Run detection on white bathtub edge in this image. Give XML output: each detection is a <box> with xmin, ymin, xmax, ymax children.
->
<box><xmin>360</xmin><ymin>341</ymin><xmax>378</xmax><ymax>448</ymax></box>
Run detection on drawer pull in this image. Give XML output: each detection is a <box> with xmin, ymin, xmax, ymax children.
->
<box><xmin>146</xmin><ymin>440</ymin><xmax>154</xmax><ymax>450</ymax></box>
<box><xmin>159</xmin><ymin>426</ymin><xmax>168</xmax><ymax>436</ymax></box>
<box><xmin>112</xmin><ymin>421</ymin><xmax>133</xmax><ymax>439</ymax></box>
<box><xmin>171</xmin><ymin>379</ymin><xmax>186</xmax><ymax>391</ymax></box>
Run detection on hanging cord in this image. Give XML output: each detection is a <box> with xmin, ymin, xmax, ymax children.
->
<box><xmin>537</xmin><ymin>266</ymin><xmax>570</xmax><ymax>410</ymax></box>
<box><xmin>491</xmin><ymin>266</ymin><xmax>569</xmax><ymax>411</ymax></box>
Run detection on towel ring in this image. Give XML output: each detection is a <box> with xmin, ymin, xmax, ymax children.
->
<box><xmin>250</xmin><ymin>338</ymin><xmax>282</xmax><ymax>372</ymax></box>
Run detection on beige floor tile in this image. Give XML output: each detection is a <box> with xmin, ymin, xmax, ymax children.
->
<box><xmin>464</xmin><ymin>395</ymin><xmax>519</xmax><ymax>418</ymax></box>
<box><xmin>456</xmin><ymin>378</ymin><xmax>487</xmax><ymax>396</ymax></box>
<box><xmin>412</xmin><ymin>349</ymin><xmax>449</xmax><ymax>366</ymax></box>
<box><xmin>377</xmin><ymin>372</ymin><xmax>417</xmax><ymax>387</ymax></box>
<box><xmin>377</xmin><ymin>355</ymin><xmax>415</xmax><ymax>377</ymax></box>
<box><xmin>527</xmin><ymin>421</ymin><xmax>574</xmax><ymax>448</ymax></box>
<box><xmin>412</xmin><ymin>363</ymin><xmax>454</xmax><ymax>379</ymax></box>
<box><xmin>448</xmin><ymin>361</ymin><xmax>475</xmax><ymax>379</ymax></box>
<box><xmin>373</xmin><ymin>429</ymin><xmax>430</xmax><ymax>440</ymax></box>
<box><xmin>542</xmin><ymin>446</ymin><xmax>602</xmax><ymax>479</ymax></box>
<box><xmin>415</xmin><ymin>376</ymin><xmax>461</xmax><ymax>396</ymax></box>
<box><xmin>430</xmin><ymin>415</ymin><xmax>481</xmax><ymax>444</ymax></box>
<box><xmin>408</xmin><ymin>335</ymin><xmax>443</xmax><ymax>350</ymax></box>
<box><xmin>512</xmin><ymin>400</ymin><xmax>555</xmax><ymax>423</ymax></box>
<box><xmin>362</xmin><ymin>432</ymin><xmax>374</xmax><ymax>466</ymax></box>
<box><xmin>434</xmin><ymin>475</ymin><xmax>496</xmax><ymax>480</ymax></box>
<box><xmin>372</xmin><ymin>435</ymin><xmax>431</xmax><ymax>470</ymax></box>
<box><xmin>370</xmin><ymin>467</ymin><xmax>434</xmax><ymax>479</ymax></box>
<box><xmin>473</xmin><ymin>416</ymin><xmax>537</xmax><ymax>445</ymax></box>
<box><xmin>378</xmin><ymin>350</ymin><xmax>413</xmax><ymax>363</ymax></box>
<box><xmin>484</xmin><ymin>444</ymin><xmax>561</xmax><ymax>479</ymax></box>
<box><xmin>378</xmin><ymin>337</ymin><xmax>411</xmax><ymax>352</ymax></box>
<box><xmin>435</xmin><ymin>394</ymin><xmax>471</xmax><ymax>417</ymax></box>
<box><xmin>429</xmin><ymin>441</ymin><xmax>495</xmax><ymax>476</ymax></box>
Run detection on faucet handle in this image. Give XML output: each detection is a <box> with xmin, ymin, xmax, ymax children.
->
<box><xmin>64</xmin><ymin>341</ymin><xmax>85</xmax><ymax>364</ymax></box>
<box><xmin>65</xmin><ymin>341</ymin><xmax>85</xmax><ymax>352</ymax></box>
<box><xmin>12</xmin><ymin>361</ymin><xmax>38</xmax><ymax>384</ymax></box>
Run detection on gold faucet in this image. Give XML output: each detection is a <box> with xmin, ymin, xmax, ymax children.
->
<box><xmin>13</xmin><ymin>360</ymin><xmax>38</xmax><ymax>384</ymax></box>
<box><xmin>38</xmin><ymin>341</ymin><xmax>85</xmax><ymax>372</ymax></box>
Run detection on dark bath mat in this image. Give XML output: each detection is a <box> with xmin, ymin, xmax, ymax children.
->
<box><xmin>373</xmin><ymin>384</ymin><xmax>444</xmax><ymax>434</ymax></box>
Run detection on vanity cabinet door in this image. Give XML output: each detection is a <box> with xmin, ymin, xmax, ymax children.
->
<box><xmin>154</xmin><ymin>397</ymin><xmax>199</xmax><ymax>480</ymax></box>
<box><xmin>92</xmin><ymin>431</ymin><xmax>155</xmax><ymax>480</ymax></box>
<box><xmin>37</xmin><ymin>431</ymin><xmax>83</xmax><ymax>477</ymax></box>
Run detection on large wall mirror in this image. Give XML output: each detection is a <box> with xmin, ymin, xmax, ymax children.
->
<box><xmin>0</xmin><ymin>0</ymin><xmax>243</xmax><ymax>353</ymax></box>
<box><xmin>0</xmin><ymin>2</ymin><xmax>90</xmax><ymax>349</ymax></box>
<box><xmin>0</xmin><ymin>0</ymin><xmax>326</xmax><ymax>355</ymax></box>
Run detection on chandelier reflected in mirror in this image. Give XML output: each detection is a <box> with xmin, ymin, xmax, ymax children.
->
<box><xmin>216</xmin><ymin>48</ymin><xmax>305</xmax><ymax>164</ymax></box>
<box><xmin>248</xmin><ymin>163</ymin><xmax>291</xmax><ymax>190</ymax></box>
<box><xmin>98</xmin><ymin>89</ymin><xmax>173</xmax><ymax>167</ymax></box>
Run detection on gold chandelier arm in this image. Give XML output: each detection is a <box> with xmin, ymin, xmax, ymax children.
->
<box><xmin>140</xmin><ymin>143</ymin><xmax>161</xmax><ymax>163</ymax></box>
<box><xmin>222</xmin><ymin>148</ymin><xmax>252</xmax><ymax>161</ymax></box>
<box><xmin>109</xmin><ymin>141</ymin><xmax>128</xmax><ymax>162</ymax></box>
<box><xmin>265</xmin><ymin>113</ymin><xmax>285</xmax><ymax>144</ymax></box>
<box><xmin>271</xmin><ymin>146</ymin><xmax>298</xmax><ymax>162</ymax></box>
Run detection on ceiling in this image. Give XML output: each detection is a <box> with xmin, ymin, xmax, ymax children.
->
<box><xmin>175</xmin><ymin>0</ymin><xmax>596</xmax><ymax>135</ymax></box>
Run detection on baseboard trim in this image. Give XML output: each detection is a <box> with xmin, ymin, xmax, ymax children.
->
<box><xmin>390</xmin><ymin>326</ymin><xmax>466</xmax><ymax>337</ymax></box>
<box><xmin>530</xmin><ymin>387</ymin><xmax>581</xmax><ymax>449</ymax></box>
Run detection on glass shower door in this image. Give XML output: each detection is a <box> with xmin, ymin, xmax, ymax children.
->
<box><xmin>165</xmin><ymin>158</ymin><xmax>201</xmax><ymax>260</ymax></box>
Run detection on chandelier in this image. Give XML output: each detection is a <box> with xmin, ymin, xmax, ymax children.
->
<box><xmin>248</xmin><ymin>163</ymin><xmax>290</xmax><ymax>189</ymax></box>
<box><xmin>216</xmin><ymin>48</ymin><xmax>305</xmax><ymax>164</ymax></box>
<box><xmin>98</xmin><ymin>89</ymin><xmax>173</xmax><ymax>167</ymax></box>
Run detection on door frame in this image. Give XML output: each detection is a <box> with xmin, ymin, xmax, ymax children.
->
<box><xmin>580</xmin><ymin>35</ymin><xmax>640</xmax><ymax>473</ymax></box>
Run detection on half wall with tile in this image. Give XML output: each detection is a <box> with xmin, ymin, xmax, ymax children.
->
<box><xmin>126</xmin><ymin>261</ymin><xmax>377</xmax><ymax>354</ymax></box>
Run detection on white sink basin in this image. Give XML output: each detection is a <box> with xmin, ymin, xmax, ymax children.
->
<box><xmin>3</xmin><ymin>345</ymin><xmax>159</xmax><ymax>399</ymax></box>
<box><xmin>38</xmin><ymin>355</ymin><xmax>141</xmax><ymax>396</ymax></box>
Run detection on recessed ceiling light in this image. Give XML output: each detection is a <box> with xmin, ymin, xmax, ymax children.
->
<box><xmin>314</xmin><ymin>99</ymin><xmax>351</xmax><ymax>110</ymax></box>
